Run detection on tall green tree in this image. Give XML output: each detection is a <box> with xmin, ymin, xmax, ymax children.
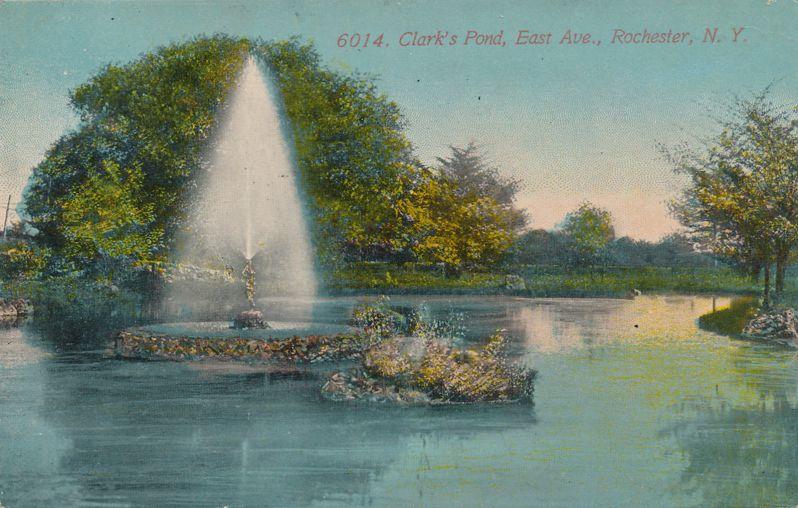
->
<box><xmin>399</xmin><ymin>170</ymin><xmax>514</xmax><ymax>277</ymax></box>
<box><xmin>437</xmin><ymin>142</ymin><xmax>527</xmax><ymax>231</ymax></box>
<box><xmin>561</xmin><ymin>202</ymin><xmax>615</xmax><ymax>267</ymax></box>
<box><xmin>667</xmin><ymin>92</ymin><xmax>798</xmax><ymax>305</ymax></box>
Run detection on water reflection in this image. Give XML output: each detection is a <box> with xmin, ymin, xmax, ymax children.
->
<box><xmin>5</xmin><ymin>354</ymin><xmax>535</xmax><ymax>506</ymax></box>
<box><xmin>385</xmin><ymin>295</ymin><xmax>729</xmax><ymax>352</ymax></box>
<box><xmin>666</xmin><ymin>345</ymin><xmax>798</xmax><ymax>507</ymax></box>
<box><xmin>5</xmin><ymin>294</ymin><xmax>798</xmax><ymax>507</ymax></box>
<box><xmin>0</xmin><ymin>324</ymin><xmax>50</xmax><ymax>368</ymax></box>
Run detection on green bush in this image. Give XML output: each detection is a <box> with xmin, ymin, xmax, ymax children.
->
<box><xmin>0</xmin><ymin>241</ymin><xmax>50</xmax><ymax>282</ymax></box>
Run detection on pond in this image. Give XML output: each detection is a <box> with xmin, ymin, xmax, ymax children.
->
<box><xmin>1</xmin><ymin>295</ymin><xmax>797</xmax><ymax>507</ymax></box>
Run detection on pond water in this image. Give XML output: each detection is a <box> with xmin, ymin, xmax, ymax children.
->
<box><xmin>2</xmin><ymin>295</ymin><xmax>798</xmax><ymax>507</ymax></box>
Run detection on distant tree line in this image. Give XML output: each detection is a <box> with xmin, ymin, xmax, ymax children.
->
<box><xmin>505</xmin><ymin>202</ymin><xmax>714</xmax><ymax>269</ymax></box>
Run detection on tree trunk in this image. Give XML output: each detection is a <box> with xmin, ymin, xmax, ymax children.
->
<box><xmin>444</xmin><ymin>263</ymin><xmax>462</xmax><ymax>279</ymax></box>
<box><xmin>763</xmin><ymin>262</ymin><xmax>771</xmax><ymax>309</ymax></box>
<box><xmin>775</xmin><ymin>246</ymin><xmax>788</xmax><ymax>301</ymax></box>
<box><xmin>750</xmin><ymin>261</ymin><xmax>761</xmax><ymax>283</ymax></box>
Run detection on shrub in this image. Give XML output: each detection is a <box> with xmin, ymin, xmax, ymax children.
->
<box><xmin>350</xmin><ymin>296</ymin><xmax>406</xmax><ymax>340</ymax></box>
<box><xmin>0</xmin><ymin>241</ymin><xmax>50</xmax><ymax>282</ymax></box>
<box><xmin>363</xmin><ymin>333</ymin><xmax>536</xmax><ymax>403</ymax></box>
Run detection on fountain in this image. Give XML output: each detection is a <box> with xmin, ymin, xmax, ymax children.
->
<box><xmin>146</xmin><ymin>54</ymin><xmax>348</xmax><ymax>342</ymax></box>
<box><xmin>232</xmin><ymin>258</ymin><xmax>268</xmax><ymax>329</ymax></box>
<box><xmin>183</xmin><ymin>55</ymin><xmax>316</xmax><ymax>317</ymax></box>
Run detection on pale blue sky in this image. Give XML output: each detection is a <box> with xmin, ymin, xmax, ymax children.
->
<box><xmin>1</xmin><ymin>0</ymin><xmax>797</xmax><ymax>239</ymax></box>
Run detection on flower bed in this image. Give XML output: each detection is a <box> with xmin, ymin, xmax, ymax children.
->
<box><xmin>0</xmin><ymin>298</ymin><xmax>32</xmax><ymax>320</ymax></box>
<box><xmin>322</xmin><ymin>334</ymin><xmax>536</xmax><ymax>404</ymax></box>
<box><xmin>114</xmin><ymin>331</ymin><xmax>376</xmax><ymax>363</ymax></box>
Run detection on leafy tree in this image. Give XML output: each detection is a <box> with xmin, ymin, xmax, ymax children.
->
<box><xmin>59</xmin><ymin>161</ymin><xmax>162</xmax><ymax>277</ymax></box>
<box><xmin>254</xmin><ymin>38</ymin><xmax>417</xmax><ymax>258</ymax></box>
<box><xmin>504</xmin><ymin>228</ymin><xmax>568</xmax><ymax>266</ymax></box>
<box><xmin>608</xmin><ymin>233</ymin><xmax>713</xmax><ymax>268</ymax></box>
<box><xmin>505</xmin><ymin>229</ymin><xmax>712</xmax><ymax>269</ymax></box>
<box><xmin>400</xmin><ymin>171</ymin><xmax>514</xmax><ymax>276</ymax></box>
<box><xmin>667</xmin><ymin>92</ymin><xmax>798</xmax><ymax>305</ymax></box>
<box><xmin>561</xmin><ymin>202</ymin><xmax>615</xmax><ymax>267</ymax></box>
<box><xmin>24</xmin><ymin>35</ymin><xmax>248</xmax><ymax>279</ymax></box>
<box><xmin>437</xmin><ymin>142</ymin><xmax>527</xmax><ymax>231</ymax></box>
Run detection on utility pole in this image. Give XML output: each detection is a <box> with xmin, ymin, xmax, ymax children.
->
<box><xmin>2</xmin><ymin>195</ymin><xmax>10</xmax><ymax>240</ymax></box>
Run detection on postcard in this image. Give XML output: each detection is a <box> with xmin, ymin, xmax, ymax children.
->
<box><xmin>2</xmin><ymin>1</ymin><xmax>797</xmax><ymax>506</ymax></box>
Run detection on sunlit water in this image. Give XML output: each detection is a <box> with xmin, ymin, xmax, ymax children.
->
<box><xmin>2</xmin><ymin>295</ymin><xmax>798</xmax><ymax>507</ymax></box>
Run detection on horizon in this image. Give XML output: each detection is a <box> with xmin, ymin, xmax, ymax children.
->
<box><xmin>2</xmin><ymin>0</ymin><xmax>797</xmax><ymax>241</ymax></box>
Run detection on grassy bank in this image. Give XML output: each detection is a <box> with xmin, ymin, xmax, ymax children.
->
<box><xmin>328</xmin><ymin>263</ymin><xmax>760</xmax><ymax>297</ymax></box>
<box><xmin>698</xmin><ymin>296</ymin><xmax>760</xmax><ymax>336</ymax></box>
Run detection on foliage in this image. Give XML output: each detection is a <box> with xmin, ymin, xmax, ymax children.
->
<box><xmin>437</xmin><ymin>142</ymin><xmax>527</xmax><ymax>231</ymax></box>
<box><xmin>351</xmin><ymin>296</ymin><xmax>406</xmax><ymax>339</ymax></box>
<box><xmin>698</xmin><ymin>296</ymin><xmax>760</xmax><ymax>336</ymax></box>
<box><xmin>405</xmin><ymin>304</ymin><xmax>466</xmax><ymax>343</ymax></box>
<box><xmin>330</xmin><ymin>262</ymin><xmax>756</xmax><ymax>296</ymax></box>
<box><xmin>399</xmin><ymin>173</ymin><xmax>514</xmax><ymax>275</ymax></box>
<box><xmin>607</xmin><ymin>233</ymin><xmax>714</xmax><ymax>268</ymax></box>
<box><xmin>351</xmin><ymin>296</ymin><xmax>465</xmax><ymax>344</ymax></box>
<box><xmin>506</xmin><ymin>229</ymin><xmax>714</xmax><ymax>269</ymax></box>
<box><xmin>344</xmin><ymin>297</ymin><xmax>532</xmax><ymax>403</ymax></box>
<box><xmin>9</xmin><ymin>277</ymin><xmax>144</xmax><ymax>344</ymax></box>
<box><xmin>667</xmin><ymin>91</ymin><xmax>798</xmax><ymax>305</ymax></box>
<box><xmin>561</xmin><ymin>202</ymin><xmax>615</xmax><ymax>267</ymax></box>
<box><xmin>363</xmin><ymin>333</ymin><xmax>536</xmax><ymax>403</ymax></box>
<box><xmin>0</xmin><ymin>241</ymin><xmax>50</xmax><ymax>282</ymax></box>
<box><xmin>519</xmin><ymin>265</ymin><xmax>758</xmax><ymax>297</ymax></box>
<box><xmin>59</xmin><ymin>161</ymin><xmax>162</xmax><ymax>272</ymax></box>
<box><xmin>504</xmin><ymin>228</ymin><xmax>568</xmax><ymax>266</ymax></box>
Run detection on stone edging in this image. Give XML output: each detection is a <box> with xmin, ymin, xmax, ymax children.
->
<box><xmin>114</xmin><ymin>330</ymin><xmax>376</xmax><ymax>363</ymax></box>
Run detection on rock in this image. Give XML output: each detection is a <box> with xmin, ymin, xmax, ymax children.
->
<box><xmin>743</xmin><ymin>308</ymin><xmax>798</xmax><ymax>347</ymax></box>
<box><xmin>0</xmin><ymin>301</ymin><xmax>17</xmax><ymax>318</ymax></box>
<box><xmin>504</xmin><ymin>274</ymin><xmax>526</xmax><ymax>291</ymax></box>
<box><xmin>232</xmin><ymin>309</ymin><xmax>270</xmax><ymax>329</ymax></box>
<box><xmin>0</xmin><ymin>298</ymin><xmax>32</xmax><ymax>319</ymax></box>
<box><xmin>402</xmin><ymin>390</ymin><xmax>432</xmax><ymax>405</ymax></box>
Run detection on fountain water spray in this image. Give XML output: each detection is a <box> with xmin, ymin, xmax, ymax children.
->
<box><xmin>243</xmin><ymin>258</ymin><xmax>256</xmax><ymax>309</ymax></box>
<box><xmin>173</xmin><ymin>55</ymin><xmax>318</xmax><ymax>326</ymax></box>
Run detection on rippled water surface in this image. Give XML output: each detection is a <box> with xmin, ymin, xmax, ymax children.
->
<box><xmin>2</xmin><ymin>295</ymin><xmax>798</xmax><ymax>507</ymax></box>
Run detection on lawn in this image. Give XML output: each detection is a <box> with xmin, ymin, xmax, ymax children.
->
<box><xmin>697</xmin><ymin>296</ymin><xmax>760</xmax><ymax>336</ymax></box>
<box><xmin>328</xmin><ymin>262</ymin><xmax>761</xmax><ymax>297</ymax></box>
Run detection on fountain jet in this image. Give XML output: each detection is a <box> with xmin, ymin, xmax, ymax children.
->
<box><xmin>174</xmin><ymin>55</ymin><xmax>317</xmax><ymax>326</ymax></box>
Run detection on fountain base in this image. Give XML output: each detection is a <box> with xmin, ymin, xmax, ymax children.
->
<box><xmin>233</xmin><ymin>309</ymin><xmax>270</xmax><ymax>329</ymax></box>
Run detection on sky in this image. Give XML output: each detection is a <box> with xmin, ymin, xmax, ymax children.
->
<box><xmin>1</xmin><ymin>0</ymin><xmax>797</xmax><ymax>240</ymax></box>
